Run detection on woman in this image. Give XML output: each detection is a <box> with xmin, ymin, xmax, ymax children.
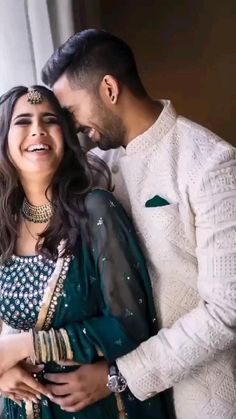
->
<box><xmin>0</xmin><ymin>85</ymin><xmax>173</xmax><ymax>419</ymax></box>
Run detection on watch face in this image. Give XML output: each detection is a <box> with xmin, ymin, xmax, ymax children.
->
<box><xmin>108</xmin><ymin>375</ymin><xmax>127</xmax><ymax>393</ymax></box>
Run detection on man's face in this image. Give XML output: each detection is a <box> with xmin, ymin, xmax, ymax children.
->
<box><xmin>53</xmin><ymin>74</ymin><xmax>126</xmax><ymax>150</ymax></box>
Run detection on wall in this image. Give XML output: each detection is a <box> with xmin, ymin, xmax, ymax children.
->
<box><xmin>101</xmin><ymin>0</ymin><xmax>236</xmax><ymax>145</ymax></box>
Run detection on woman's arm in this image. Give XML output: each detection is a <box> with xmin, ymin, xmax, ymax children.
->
<box><xmin>0</xmin><ymin>332</ymin><xmax>33</xmax><ymax>374</ymax></box>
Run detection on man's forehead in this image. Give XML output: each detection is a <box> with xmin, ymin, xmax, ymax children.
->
<box><xmin>53</xmin><ymin>76</ymin><xmax>87</xmax><ymax>106</ymax></box>
<box><xmin>53</xmin><ymin>73</ymin><xmax>70</xmax><ymax>92</ymax></box>
<box><xmin>53</xmin><ymin>81</ymin><xmax>66</xmax><ymax>101</ymax></box>
<box><xmin>53</xmin><ymin>79</ymin><xmax>74</xmax><ymax>109</ymax></box>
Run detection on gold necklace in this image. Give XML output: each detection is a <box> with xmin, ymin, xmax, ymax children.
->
<box><xmin>22</xmin><ymin>197</ymin><xmax>53</xmax><ymax>223</ymax></box>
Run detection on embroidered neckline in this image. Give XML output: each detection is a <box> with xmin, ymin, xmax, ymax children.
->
<box><xmin>126</xmin><ymin>100</ymin><xmax>177</xmax><ymax>155</ymax></box>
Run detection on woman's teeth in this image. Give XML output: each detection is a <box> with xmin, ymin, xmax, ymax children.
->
<box><xmin>27</xmin><ymin>144</ymin><xmax>50</xmax><ymax>152</ymax></box>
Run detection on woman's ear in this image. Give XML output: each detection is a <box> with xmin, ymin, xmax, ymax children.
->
<box><xmin>100</xmin><ymin>75</ymin><xmax>120</xmax><ymax>105</ymax></box>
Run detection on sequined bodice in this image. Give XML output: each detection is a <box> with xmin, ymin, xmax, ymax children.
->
<box><xmin>0</xmin><ymin>254</ymin><xmax>55</xmax><ymax>330</ymax></box>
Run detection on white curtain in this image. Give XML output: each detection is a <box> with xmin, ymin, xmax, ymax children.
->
<box><xmin>0</xmin><ymin>0</ymin><xmax>75</xmax><ymax>94</ymax></box>
<box><xmin>0</xmin><ymin>1</ymin><xmax>102</xmax><ymax>415</ymax></box>
<box><xmin>0</xmin><ymin>2</ymin><xmax>75</xmax><ymax>415</ymax></box>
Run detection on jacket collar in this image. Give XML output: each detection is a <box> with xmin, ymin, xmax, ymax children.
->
<box><xmin>126</xmin><ymin>100</ymin><xmax>177</xmax><ymax>156</ymax></box>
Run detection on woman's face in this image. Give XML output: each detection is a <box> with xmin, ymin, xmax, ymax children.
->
<box><xmin>7</xmin><ymin>94</ymin><xmax>64</xmax><ymax>179</ymax></box>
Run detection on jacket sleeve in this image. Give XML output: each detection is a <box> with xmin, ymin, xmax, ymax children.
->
<box><xmin>117</xmin><ymin>147</ymin><xmax>236</xmax><ymax>400</ymax></box>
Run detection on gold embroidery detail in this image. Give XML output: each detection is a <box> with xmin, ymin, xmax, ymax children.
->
<box><xmin>27</xmin><ymin>243</ymin><xmax>71</xmax><ymax>418</ymax></box>
<box><xmin>43</xmin><ymin>256</ymin><xmax>70</xmax><ymax>330</ymax></box>
<box><xmin>33</xmin><ymin>403</ymin><xmax>41</xmax><ymax>418</ymax></box>
<box><xmin>25</xmin><ymin>401</ymin><xmax>34</xmax><ymax>419</ymax></box>
<box><xmin>115</xmin><ymin>394</ymin><xmax>126</xmax><ymax>419</ymax></box>
<box><xmin>35</xmin><ymin>250</ymin><xmax>70</xmax><ymax>331</ymax></box>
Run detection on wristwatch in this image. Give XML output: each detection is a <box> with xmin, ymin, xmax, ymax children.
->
<box><xmin>107</xmin><ymin>362</ymin><xmax>127</xmax><ymax>393</ymax></box>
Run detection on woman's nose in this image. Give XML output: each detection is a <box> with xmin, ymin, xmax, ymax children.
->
<box><xmin>30</xmin><ymin>120</ymin><xmax>47</xmax><ymax>137</ymax></box>
<box><xmin>31</xmin><ymin>131</ymin><xmax>46</xmax><ymax>137</ymax></box>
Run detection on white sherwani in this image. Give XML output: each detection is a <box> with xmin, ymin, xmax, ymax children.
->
<box><xmin>91</xmin><ymin>100</ymin><xmax>236</xmax><ymax>419</ymax></box>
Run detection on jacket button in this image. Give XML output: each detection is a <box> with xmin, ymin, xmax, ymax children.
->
<box><xmin>112</xmin><ymin>165</ymin><xmax>119</xmax><ymax>174</ymax></box>
<box><xmin>146</xmin><ymin>392</ymin><xmax>156</xmax><ymax>398</ymax></box>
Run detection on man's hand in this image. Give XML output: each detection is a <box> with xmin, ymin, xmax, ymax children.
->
<box><xmin>44</xmin><ymin>360</ymin><xmax>111</xmax><ymax>412</ymax></box>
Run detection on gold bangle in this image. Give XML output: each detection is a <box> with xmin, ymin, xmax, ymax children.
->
<box><xmin>29</xmin><ymin>330</ymin><xmax>36</xmax><ymax>365</ymax></box>
<box><xmin>59</xmin><ymin>328</ymin><xmax>73</xmax><ymax>360</ymax></box>
<box><xmin>49</xmin><ymin>329</ymin><xmax>60</xmax><ymax>363</ymax></box>
<box><xmin>38</xmin><ymin>331</ymin><xmax>47</xmax><ymax>363</ymax></box>
<box><xmin>55</xmin><ymin>329</ymin><xmax>63</xmax><ymax>360</ymax></box>
<box><xmin>44</xmin><ymin>331</ymin><xmax>51</xmax><ymax>363</ymax></box>
<box><xmin>57</xmin><ymin>329</ymin><xmax>67</xmax><ymax>360</ymax></box>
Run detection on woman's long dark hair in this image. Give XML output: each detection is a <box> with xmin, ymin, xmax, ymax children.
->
<box><xmin>0</xmin><ymin>85</ymin><xmax>111</xmax><ymax>262</ymax></box>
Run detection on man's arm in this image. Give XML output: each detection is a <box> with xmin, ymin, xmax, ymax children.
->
<box><xmin>46</xmin><ymin>147</ymin><xmax>236</xmax><ymax>410</ymax></box>
<box><xmin>116</xmin><ymin>149</ymin><xmax>236</xmax><ymax>400</ymax></box>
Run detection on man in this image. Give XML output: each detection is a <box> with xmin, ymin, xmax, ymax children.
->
<box><xmin>41</xmin><ymin>29</ymin><xmax>236</xmax><ymax>419</ymax></box>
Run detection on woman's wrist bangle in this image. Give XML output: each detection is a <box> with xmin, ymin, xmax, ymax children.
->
<box><xmin>30</xmin><ymin>328</ymin><xmax>73</xmax><ymax>364</ymax></box>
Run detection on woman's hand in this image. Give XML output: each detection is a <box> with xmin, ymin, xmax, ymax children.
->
<box><xmin>0</xmin><ymin>362</ymin><xmax>52</xmax><ymax>403</ymax></box>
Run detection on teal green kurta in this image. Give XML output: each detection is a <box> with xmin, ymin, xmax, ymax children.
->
<box><xmin>4</xmin><ymin>189</ymin><xmax>174</xmax><ymax>419</ymax></box>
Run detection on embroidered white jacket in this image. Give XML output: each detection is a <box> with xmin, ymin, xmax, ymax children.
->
<box><xmin>92</xmin><ymin>100</ymin><xmax>236</xmax><ymax>419</ymax></box>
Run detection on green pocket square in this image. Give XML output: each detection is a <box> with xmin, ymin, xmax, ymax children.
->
<box><xmin>145</xmin><ymin>195</ymin><xmax>169</xmax><ymax>207</ymax></box>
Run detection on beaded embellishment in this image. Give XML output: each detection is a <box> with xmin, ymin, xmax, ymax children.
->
<box><xmin>22</xmin><ymin>197</ymin><xmax>53</xmax><ymax>223</ymax></box>
<box><xmin>0</xmin><ymin>254</ymin><xmax>55</xmax><ymax>330</ymax></box>
<box><xmin>27</xmin><ymin>88</ymin><xmax>43</xmax><ymax>105</ymax></box>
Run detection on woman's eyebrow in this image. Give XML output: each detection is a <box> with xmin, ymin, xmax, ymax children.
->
<box><xmin>13</xmin><ymin>112</ymin><xmax>32</xmax><ymax>121</ymax></box>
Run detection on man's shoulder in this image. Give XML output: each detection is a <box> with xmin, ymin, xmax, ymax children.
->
<box><xmin>174</xmin><ymin>115</ymin><xmax>235</xmax><ymax>166</ymax></box>
<box><xmin>176</xmin><ymin>114</ymin><xmax>235</xmax><ymax>149</ymax></box>
<box><xmin>88</xmin><ymin>147</ymin><xmax>125</xmax><ymax>169</ymax></box>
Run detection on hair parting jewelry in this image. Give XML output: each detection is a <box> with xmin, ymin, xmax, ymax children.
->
<box><xmin>27</xmin><ymin>88</ymin><xmax>43</xmax><ymax>105</ymax></box>
<box><xmin>22</xmin><ymin>197</ymin><xmax>53</xmax><ymax>223</ymax></box>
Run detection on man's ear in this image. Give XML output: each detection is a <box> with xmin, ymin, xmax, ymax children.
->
<box><xmin>100</xmin><ymin>75</ymin><xmax>120</xmax><ymax>105</ymax></box>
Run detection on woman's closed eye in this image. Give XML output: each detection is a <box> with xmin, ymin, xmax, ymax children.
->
<box><xmin>43</xmin><ymin>116</ymin><xmax>60</xmax><ymax>124</ymax></box>
<box><xmin>14</xmin><ymin>118</ymin><xmax>31</xmax><ymax>125</ymax></box>
<box><xmin>14</xmin><ymin>116</ymin><xmax>60</xmax><ymax>126</ymax></box>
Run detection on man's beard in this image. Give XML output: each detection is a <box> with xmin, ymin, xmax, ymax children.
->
<box><xmin>97</xmin><ymin>109</ymin><xmax>127</xmax><ymax>150</ymax></box>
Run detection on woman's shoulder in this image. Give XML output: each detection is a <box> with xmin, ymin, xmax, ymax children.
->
<box><xmin>84</xmin><ymin>188</ymin><xmax>119</xmax><ymax>214</ymax></box>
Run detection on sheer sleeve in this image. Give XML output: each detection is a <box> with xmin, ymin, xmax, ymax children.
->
<box><xmin>35</xmin><ymin>189</ymin><xmax>157</xmax><ymax>364</ymax></box>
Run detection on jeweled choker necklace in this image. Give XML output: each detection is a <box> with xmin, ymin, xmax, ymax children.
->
<box><xmin>21</xmin><ymin>197</ymin><xmax>53</xmax><ymax>223</ymax></box>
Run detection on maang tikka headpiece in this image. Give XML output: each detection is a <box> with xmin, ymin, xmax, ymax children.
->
<box><xmin>27</xmin><ymin>88</ymin><xmax>43</xmax><ymax>105</ymax></box>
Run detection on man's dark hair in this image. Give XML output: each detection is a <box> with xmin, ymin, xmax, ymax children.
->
<box><xmin>42</xmin><ymin>29</ymin><xmax>147</xmax><ymax>97</ymax></box>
